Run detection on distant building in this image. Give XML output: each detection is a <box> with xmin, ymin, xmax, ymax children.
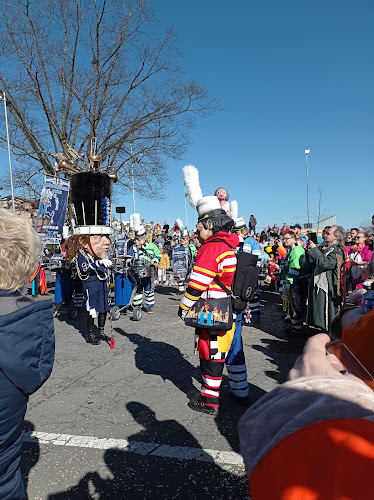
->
<box><xmin>0</xmin><ymin>195</ymin><xmax>39</xmax><ymax>225</ymax></box>
<box><xmin>303</xmin><ymin>215</ymin><xmax>336</xmax><ymax>231</ymax></box>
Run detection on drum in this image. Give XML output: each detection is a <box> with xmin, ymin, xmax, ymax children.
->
<box><xmin>114</xmin><ymin>273</ymin><xmax>133</xmax><ymax>306</ymax></box>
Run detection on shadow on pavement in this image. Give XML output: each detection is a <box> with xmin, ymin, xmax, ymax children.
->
<box><xmin>248</xmin><ymin>288</ymin><xmax>306</xmax><ymax>384</ymax></box>
<box><xmin>154</xmin><ymin>285</ymin><xmax>180</xmax><ymax>296</ymax></box>
<box><xmin>115</xmin><ymin>328</ymin><xmax>263</xmax><ymax>454</ymax></box>
<box><xmin>47</xmin><ymin>402</ymin><xmax>250</xmax><ymax>500</ymax></box>
<box><xmin>115</xmin><ymin>328</ymin><xmax>201</xmax><ymax>400</ymax></box>
<box><xmin>20</xmin><ymin>421</ymin><xmax>40</xmax><ymax>493</ymax></box>
<box><xmin>55</xmin><ymin>307</ymin><xmax>87</xmax><ymax>340</ymax></box>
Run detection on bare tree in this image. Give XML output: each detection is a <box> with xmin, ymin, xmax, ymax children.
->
<box><xmin>310</xmin><ymin>186</ymin><xmax>328</xmax><ymax>231</ymax></box>
<box><xmin>0</xmin><ymin>0</ymin><xmax>218</xmax><ymax>198</ymax></box>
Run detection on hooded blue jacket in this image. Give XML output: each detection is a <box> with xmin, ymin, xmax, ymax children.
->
<box><xmin>0</xmin><ymin>291</ymin><xmax>55</xmax><ymax>500</ymax></box>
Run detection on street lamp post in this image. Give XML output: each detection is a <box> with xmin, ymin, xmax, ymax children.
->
<box><xmin>130</xmin><ymin>140</ymin><xmax>136</xmax><ymax>214</ymax></box>
<box><xmin>305</xmin><ymin>149</ymin><xmax>310</xmax><ymax>226</ymax></box>
<box><xmin>1</xmin><ymin>92</ymin><xmax>15</xmax><ymax>212</ymax></box>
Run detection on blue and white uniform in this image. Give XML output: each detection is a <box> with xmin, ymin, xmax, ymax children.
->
<box><xmin>243</xmin><ymin>236</ymin><xmax>261</xmax><ymax>323</ymax></box>
<box><xmin>128</xmin><ymin>242</ymin><xmax>161</xmax><ymax>309</ymax></box>
<box><xmin>225</xmin><ymin>235</ymin><xmax>260</xmax><ymax>400</ymax></box>
<box><xmin>76</xmin><ymin>250</ymin><xmax>110</xmax><ymax>317</ymax></box>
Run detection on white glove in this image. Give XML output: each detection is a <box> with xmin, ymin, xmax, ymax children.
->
<box><xmin>98</xmin><ymin>258</ymin><xmax>113</xmax><ymax>268</ymax></box>
<box><xmin>178</xmin><ymin>307</ymin><xmax>188</xmax><ymax>320</ymax></box>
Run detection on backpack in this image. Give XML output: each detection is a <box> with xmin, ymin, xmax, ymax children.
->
<box><xmin>206</xmin><ymin>238</ymin><xmax>260</xmax><ymax>313</ymax></box>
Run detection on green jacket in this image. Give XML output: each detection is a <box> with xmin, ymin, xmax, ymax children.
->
<box><xmin>142</xmin><ymin>242</ymin><xmax>161</xmax><ymax>264</ymax></box>
<box><xmin>280</xmin><ymin>244</ymin><xmax>306</xmax><ymax>285</ymax></box>
<box><xmin>187</xmin><ymin>243</ymin><xmax>197</xmax><ymax>259</ymax></box>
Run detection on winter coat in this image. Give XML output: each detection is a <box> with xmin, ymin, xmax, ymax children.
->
<box><xmin>306</xmin><ymin>243</ymin><xmax>344</xmax><ymax>331</ymax></box>
<box><xmin>157</xmin><ymin>253</ymin><xmax>170</xmax><ymax>270</ymax></box>
<box><xmin>0</xmin><ymin>291</ymin><xmax>55</xmax><ymax>500</ymax></box>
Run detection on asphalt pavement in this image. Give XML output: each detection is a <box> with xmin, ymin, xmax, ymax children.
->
<box><xmin>21</xmin><ymin>278</ymin><xmax>307</xmax><ymax>499</ymax></box>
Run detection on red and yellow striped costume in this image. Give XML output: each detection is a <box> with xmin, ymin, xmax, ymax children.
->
<box><xmin>179</xmin><ymin>231</ymin><xmax>239</xmax><ymax>409</ymax></box>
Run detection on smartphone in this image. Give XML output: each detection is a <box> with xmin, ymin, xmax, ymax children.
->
<box><xmin>326</xmin><ymin>340</ymin><xmax>374</xmax><ymax>391</ymax></box>
<box><xmin>309</xmin><ymin>232</ymin><xmax>318</xmax><ymax>244</ymax></box>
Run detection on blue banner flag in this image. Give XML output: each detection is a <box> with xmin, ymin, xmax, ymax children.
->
<box><xmin>34</xmin><ymin>175</ymin><xmax>70</xmax><ymax>244</ymax></box>
<box><xmin>172</xmin><ymin>246</ymin><xmax>188</xmax><ymax>274</ymax></box>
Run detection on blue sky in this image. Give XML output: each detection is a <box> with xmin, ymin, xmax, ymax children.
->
<box><xmin>1</xmin><ymin>0</ymin><xmax>373</xmax><ymax>231</ymax></box>
<box><xmin>127</xmin><ymin>0</ymin><xmax>373</xmax><ymax>231</ymax></box>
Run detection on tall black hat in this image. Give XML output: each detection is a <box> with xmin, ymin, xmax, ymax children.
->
<box><xmin>70</xmin><ymin>171</ymin><xmax>112</xmax><ymax>235</ymax></box>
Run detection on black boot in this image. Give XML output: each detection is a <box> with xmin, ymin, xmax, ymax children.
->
<box><xmin>98</xmin><ymin>328</ymin><xmax>107</xmax><ymax>341</ymax></box>
<box><xmin>98</xmin><ymin>313</ymin><xmax>107</xmax><ymax>340</ymax></box>
<box><xmin>86</xmin><ymin>330</ymin><xmax>100</xmax><ymax>345</ymax></box>
<box><xmin>86</xmin><ymin>313</ymin><xmax>100</xmax><ymax>345</ymax></box>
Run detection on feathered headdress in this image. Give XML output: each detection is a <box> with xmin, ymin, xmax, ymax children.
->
<box><xmin>183</xmin><ymin>165</ymin><xmax>203</xmax><ymax>209</ymax></box>
<box><xmin>230</xmin><ymin>200</ymin><xmax>238</xmax><ymax>220</ymax></box>
<box><xmin>175</xmin><ymin>218</ymin><xmax>184</xmax><ymax>230</ymax></box>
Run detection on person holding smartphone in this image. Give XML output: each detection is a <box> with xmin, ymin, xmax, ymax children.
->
<box><xmin>305</xmin><ymin>226</ymin><xmax>346</xmax><ymax>332</ymax></box>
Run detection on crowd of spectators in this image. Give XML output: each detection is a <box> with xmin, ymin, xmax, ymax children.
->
<box><xmin>256</xmin><ymin>216</ymin><xmax>374</xmax><ymax>333</ymax></box>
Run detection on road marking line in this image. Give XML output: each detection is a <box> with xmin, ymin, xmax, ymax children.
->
<box><xmin>23</xmin><ymin>431</ymin><xmax>243</xmax><ymax>466</ymax></box>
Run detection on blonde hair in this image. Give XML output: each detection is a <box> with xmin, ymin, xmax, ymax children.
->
<box><xmin>0</xmin><ymin>209</ymin><xmax>42</xmax><ymax>291</ymax></box>
<box><xmin>233</xmin><ymin>226</ymin><xmax>249</xmax><ymax>237</ymax></box>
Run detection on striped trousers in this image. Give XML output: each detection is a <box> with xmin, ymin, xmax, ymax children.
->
<box><xmin>247</xmin><ymin>285</ymin><xmax>260</xmax><ymax>322</ymax></box>
<box><xmin>133</xmin><ymin>277</ymin><xmax>155</xmax><ymax>308</ymax></box>
<box><xmin>198</xmin><ymin>329</ymin><xmax>228</xmax><ymax>409</ymax></box>
<box><xmin>200</xmin><ymin>358</ymin><xmax>226</xmax><ymax>409</ymax></box>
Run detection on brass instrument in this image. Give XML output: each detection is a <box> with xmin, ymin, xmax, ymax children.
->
<box><xmin>49</xmin><ymin>137</ymin><xmax>118</xmax><ymax>184</ymax></box>
<box><xmin>89</xmin><ymin>153</ymin><xmax>103</xmax><ymax>171</ymax></box>
<box><xmin>282</xmin><ymin>287</ymin><xmax>298</xmax><ymax>317</ymax></box>
<box><xmin>108</xmin><ymin>172</ymin><xmax>118</xmax><ymax>183</ymax></box>
<box><xmin>55</xmin><ymin>158</ymin><xmax>79</xmax><ymax>174</ymax></box>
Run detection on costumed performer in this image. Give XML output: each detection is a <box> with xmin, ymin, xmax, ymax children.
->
<box><xmin>230</xmin><ymin>203</ymin><xmax>262</xmax><ymax>325</ymax></box>
<box><xmin>214</xmin><ymin>187</ymin><xmax>230</xmax><ymax>215</ymax></box>
<box><xmin>128</xmin><ymin>224</ymin><xmax>161</xmax><ymax>314</ymax></box>
<box><xmin>0</xmin><ymin>209</ymin><xmax>55</xmax><ymax>500</ymax></box>
<box><xmin>175</xmin><ymin>226</ymin><xmax>196</xmax><ymax>293</ymax></box>
<box><xmin>179</xmin><ymin>165</ymin><xmax>239</xmax><ymax>415</ymax></box>
<box><xmin>181</xmin><ymin>229</ymin><xmax>197</xmax><ymax>272</ymax></box>
<box><xmin>65</xmin><ymin>171</ymin><xmax>113</xmax><ymax>345</ymax></box>
<box><xmin>225</xmin><ymin>214</ymin><xmax>260</xmax><ymax>407</ymax></box>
